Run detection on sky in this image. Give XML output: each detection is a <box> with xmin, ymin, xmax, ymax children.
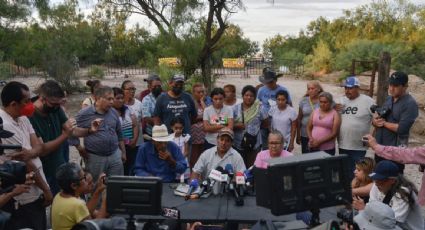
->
<box><xmin>76</xmin><ymin>0</ymin><xmax>423</xmax><ymax>44</ymax></box>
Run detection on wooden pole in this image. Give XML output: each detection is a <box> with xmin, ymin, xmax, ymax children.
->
<box><xmin>377</xmin><ymin>52</ymin><xmax>391</xmax><ymax>106</ymax></box>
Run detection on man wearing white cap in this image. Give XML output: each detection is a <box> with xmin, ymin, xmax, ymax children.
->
<box><xmin>336</xmin><ymin>76</ymin><xmax>375</xmax><ymax>177</ymax></box>
<box><xmin>133</xmin><ymin>124</ymin><xmax>187</xmax><ymax>182</ymax></box>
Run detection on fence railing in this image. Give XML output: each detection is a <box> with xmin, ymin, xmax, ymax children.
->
<box><xmin>4</xmin><ymin>58</ymin><xmax>304</xmax><ymax>78</ymax></box>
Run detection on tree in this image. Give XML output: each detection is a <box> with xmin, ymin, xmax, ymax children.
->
<box><xmin>101</xmin><ymin>0</ymin><xmax>243</xmax><ymax>91</ymax></box>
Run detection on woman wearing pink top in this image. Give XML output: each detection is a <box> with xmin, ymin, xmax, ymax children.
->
<box><xmin>254</xmin><ymin>131</ymin><xmax>293</xmax><ymax>169</ymax></box>
<box><xmin>307</xmin><ymin>92</ymin><xmax>341</xmax><ymax>155</ymax></box>
<box><xmin>365</xmin><ymin>134</ymin><xmax>425</xmax><ymax>206</ymax></box>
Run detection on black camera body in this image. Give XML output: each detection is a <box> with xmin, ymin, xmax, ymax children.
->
<box><xmin>336</xmin><ymin>208</ymin><xmax>354</xmax><ymax>225</ymax></box>
<box><xmin>0</xmin><ymin>160</ymin><xmax>27</xmax><ymax>193</ymax></box>
<box><xmin>370</xmin><ymin>105</ymin><xmax>391</xmax><ymax>119</ymax></box>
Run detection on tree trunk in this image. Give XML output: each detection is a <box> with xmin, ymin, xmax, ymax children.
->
<box><xmin>377</xmin><ymin>52</ymin><xmax>391</xmax><ymax>106</ymax></box>
<box><xmin>201</xmin><ymin>54</ymin><xmax>212</xmax><ymax>93</ymax></box>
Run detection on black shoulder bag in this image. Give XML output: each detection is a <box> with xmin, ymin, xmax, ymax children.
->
<box><xmin>240</xmin><ymin>105</ymin><xmax>257</xmax><ymax>151</ymax></box>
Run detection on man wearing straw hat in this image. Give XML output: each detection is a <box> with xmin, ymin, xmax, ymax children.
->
<box><xmin>133</xmin><ymin>124</ymin><xmax>187</xmax><ymax>182</ymax></box>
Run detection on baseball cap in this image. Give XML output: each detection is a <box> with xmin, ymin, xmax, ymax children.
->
<box><xmin>217</xmin><ymin>127</ymin><xmax>234</xmax><ymax>140</ymax></box>
<box><xmin>389</xmin><ymin>71</ymin><xmax>408</xmax><ymax>86</ymax></box>
<box><xmin>369</xmin><ymin>160</ymin><xmax>399</xmax><ymax>180</ymax></box>
<box><xmin>259</xmin><ymin>67</ymin><xmax>277</xmax><ymax>84</ymax></box>
<box><xmin>343</xmin><ymin>76</ymin><xmax>360</xmax><ymax>88</ymax></box>
<box><xmin>144</xmin><ymin>74</ymin><xmax>160</xmax><ymax>82</ymax></box>
<box><xmin>354</xmin><ymin>201</ymin><xmax>401</xmax><ymax>230</ymax></box>
<box><xmin>170</xmin><ymin>74</ymin><xmax>185</xmax><ymax>82</ymax></box>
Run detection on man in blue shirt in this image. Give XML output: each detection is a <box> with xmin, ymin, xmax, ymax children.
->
<box><xmin>134</xmin><ymin>124</ymin><xmax>187</xmax><ymax>182</ymax></box>
<box><xmin>257</xmin><ymin>67</ymin><xmax>292</xmax><ymax>149</ymax></box>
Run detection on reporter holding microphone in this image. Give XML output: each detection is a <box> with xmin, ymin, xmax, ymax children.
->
<box><xmin>190</xmin><ymin>128</ymin><xmax>245</xmax><ymax>195</ymax></box>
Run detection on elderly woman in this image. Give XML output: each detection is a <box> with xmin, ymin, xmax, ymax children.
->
<box><xmin>51</xmin><ymin>163</ymin><xmax>107</xmax><ymax>230</ymax></box>
<box><xmin>233</xmin><ymin>85</ymin><xmax>268</xmax><ymax>167</ymax></box>
<box><xmin>296</xmin><ymin>81</ymin><xmax>323</xmax><ymax>153</ymax></box>
<box><xmin>254</xmin><ymin>131</ymin><xmax>293</xmax><ymax>169</ymax></box>
<box><xmin>306</xmin><ymin>92</ymin><xmax>340</xmax><ymax>155</ymax></box>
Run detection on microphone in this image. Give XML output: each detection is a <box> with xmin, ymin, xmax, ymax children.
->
<box><xmin>208</xmin><ymin>166</ymin><xmax>224</xmax><ymax>188</ymax></box>
<box><xmin>185</xmin><ymin>179</ymin><xmax>198</xmax><ymax>200</ymax></box>
<box><xmin>243</xmin><ymin>167</ymin><xmax>254</xmax><ymax>186</ymax></box>
<box><xmin>225</xmin><ymin>164</ymin><xmax>234</xmax><ymax>179</ymax></box>
<box><xmin>197</xmin><ymin>179</ymin><xmax>210</xmax><ymax>198</ymax></box>
<box><xmin>235</xmin><ymin>171</ymin><xmax>246</xmax><ymax>196</ymax></box>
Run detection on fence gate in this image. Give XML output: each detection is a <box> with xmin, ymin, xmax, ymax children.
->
<box><xmin>351</xmin><ymin>59</ymin><xmax>378</xmax><ymax>97</ymax></box>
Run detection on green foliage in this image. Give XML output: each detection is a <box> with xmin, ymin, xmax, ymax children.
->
<box><xmin>87</xmin><ymin>65</ymin><xmax>105</xmax><ymax>79</ymax></box>
<box><xmin>264</xmin><ymin>0</ymin><xmax>425</xmax><ymax>78</ymax></box>
<box><xmin>305</xmin><ymin>40</ymin><xmax>333</xmax><ymax>73</ymax></box>
<box><xmin>0</xmin><ymin>63</ymin><xmax>12</xmax><ymax>80</ymax></box>
<box><xmin>334</xmin><ymin>40</ymin><xmax>386</xmax><ymax>71</ymax></box>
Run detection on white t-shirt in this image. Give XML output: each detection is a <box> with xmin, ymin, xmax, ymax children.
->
<box><xmin>172</xmin><ymin>133</ymin><xmax>191</xmax><ymax>156</ymax></box>
<box><xmin>127</xmin><ymin>99</ymin><xmax>143</xmax><ymax>145</ymax></box>
<box><xmin>268</xmin><ymin>105</ymin><xmax>297</xmax><ymax>144</ymax></box>
<box><xmin>0</xmin><ymin>109</ymin><xmax>47</xmax><ymax>205</ymax></box>
<box><xmin>203</xmin><ymin>105</ymin><xmax>233</xmax><ymax>145</ymax></box>
<box><xmin>369</xmin><ymin>183</ymin><xmax>424</xmax><ymax>230</ymax></box>
<box><xmin>338</xmin><ymin>94</ymin><xmax>374</xmax><ymax>150</ymax></box>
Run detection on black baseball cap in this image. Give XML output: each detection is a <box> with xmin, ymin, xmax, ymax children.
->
<box><xmin>389</xmin><ymin>71</ymin><xmax>408</xmax><ymax>86</ymax></box>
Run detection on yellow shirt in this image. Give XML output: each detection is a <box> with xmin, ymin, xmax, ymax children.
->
<box><xmin>51</xmin><ymin>193</ymin><xmax>90</xmax><ymax>230</ymax></box>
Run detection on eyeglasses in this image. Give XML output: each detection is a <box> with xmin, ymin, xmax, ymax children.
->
<box><xmin>124</xmin><ymin>87</ymin><xmax>136</xmax><ymax>91</ymax></box>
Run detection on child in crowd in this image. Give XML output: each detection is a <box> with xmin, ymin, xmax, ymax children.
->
<box><xmin>171</xmin><ymin>117</ymin><xmax>191</xmax><ymax>181</ymax></box>
<box><xmin>351</xmin><ymin>157</ymin><xmax>375</xmax><ymax>203</ymax></box>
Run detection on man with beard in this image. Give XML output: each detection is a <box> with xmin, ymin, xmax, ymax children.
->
<box><xmin>141</xmin><ymin>75</ymin><xmax>163</xmax><ymax>139</ymax></box>
<box><xmin>153</xmin><ymin>74</ymin><xmax>197</xmax><ymax>134</ymax></box>
<box><xmin>29</xmin><ymin>80</ymin><xmax>101</xmax><ymax>195</ymax></box>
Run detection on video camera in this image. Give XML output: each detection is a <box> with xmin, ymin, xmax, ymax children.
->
<box><xmin>0</xmin><ymin>117</ymin><xmax>26</xmax><ymax>194</ymax></box>
<box><xmin>370</xmin><ymin>105</ymin><xmax>391</xmax><ymax>119</ymax></box>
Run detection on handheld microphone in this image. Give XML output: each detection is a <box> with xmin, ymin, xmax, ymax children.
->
<box><xmin>243</xmin><ymin>167</ymin><xmax>254</xmax><ymax>186</ymax></box>
<box><xmin>198</xmin><ymin>179</ymin><xmax>210</xmax><ymax>197</ymax></box>
<box><xmin>208</xmin><ymin>166</ymin><xmax>224</xmax><ymax>188</ymax></box>
<box><xmin>184</xmin><ymin>179</ymin><xmax>198</xmax><ymax>200</ymax></box>
<box><xmin>225</xmin><ymin>164</ymin><xmax>234</xmax><ymax>179</ymax></box>
<box><xmin>235</xmin><ymin>171</ymin><xmax>246</xmax><ymax>196</ymax></box>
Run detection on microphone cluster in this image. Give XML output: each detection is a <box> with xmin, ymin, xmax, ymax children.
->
<box><xmin>184</xmin><ymin>165</ymin><xmax>255</xmax><ymax>207</ymax></box>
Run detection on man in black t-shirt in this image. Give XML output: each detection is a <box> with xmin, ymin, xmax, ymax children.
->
<box><xmin>153</xmin><ymin>74</ymin><xmax>196</xmax><ymax>134</ymax></box>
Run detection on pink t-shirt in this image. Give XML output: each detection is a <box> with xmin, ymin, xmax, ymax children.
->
<box><xmin>254</xmin><ymin>150</ymin><xmax>293</xmax><ymax>169</ymax></box>
<box><xmin>311</xmin><ymin>109</ymin><xmax>337</xmax><ymax>150</ymax></box>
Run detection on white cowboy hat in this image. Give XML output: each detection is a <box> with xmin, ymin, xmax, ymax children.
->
<box><xmin>151</xmin><ymin>124</ymin><xmax>174</xmax><ymax>142</ymax></box>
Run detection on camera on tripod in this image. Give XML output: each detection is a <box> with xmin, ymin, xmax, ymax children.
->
<box><xmin>370</xmin><ymin>105</ymin><xmax>391</xmax><ymax>119</ymax></box>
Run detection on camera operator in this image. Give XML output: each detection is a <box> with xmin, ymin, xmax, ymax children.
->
<box><xmin>352</xmin><ymin>160</ymin><xmax>423</xmax><ymax>230</ymax></box>
<box><xmin>372</xmin><ymin>71</ymin><xmax>418</xmax><ymax>173</ymax></box>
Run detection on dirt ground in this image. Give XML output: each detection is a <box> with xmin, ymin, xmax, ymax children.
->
<box><xmin>10</xmin><ymin>74</ymin><xmax>425</xmax><ymax>216</ymax></box>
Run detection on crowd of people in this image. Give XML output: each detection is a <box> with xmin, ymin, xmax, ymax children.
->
<box><xmin>0</xmin><ymin>67</ymin><xmax>423</xmax><ymax>230</ymax></box>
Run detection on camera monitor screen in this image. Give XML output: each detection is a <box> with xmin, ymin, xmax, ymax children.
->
<box><xmin>265</xmin><ymin>152</ymin><xmax>352</xmax><ymax>216</ymax></box>
<box><xmin>107</xmin><ymin>176</ymin><xmax>162</xmax><ymax>215</ymax></box>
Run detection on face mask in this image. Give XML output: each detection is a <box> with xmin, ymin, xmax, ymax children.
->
<box><xmin>20</xmin><ymin>102</ymin><xmax>35</xmax><ymax>117</ymax></box>
<box><xmin>43</xmin><ymin>103</ymin><xmax>60</xmax><ymax>114</ymax></box>
<box><xmin>152</xmin><ymin>87</ymin><xmax>162</xmax><ymax>97</ymax></box>
<box><xmin>172</xmin><ymin>86</ymin><xmax>183</xmax><ymax>95</ymax></box>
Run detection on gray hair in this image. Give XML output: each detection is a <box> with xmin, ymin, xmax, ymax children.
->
<box><xmin>56</xmin><ymin>162</ymin><xmax>82</xmax><ymax>194</ymax></box>
<box><xmin>94</xmin><ymin>85</ymin><xmax>113</xmax><ymax>98</ymax></box>
<box><xmin>319</xmin><ymin>91</ymin><xmax>334</xmax><ymax>104</ymax></box>
<box><xmin>268</xmin><ymin>130</ymin><xmax>286</xmax><ymax>144</ymax></box>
